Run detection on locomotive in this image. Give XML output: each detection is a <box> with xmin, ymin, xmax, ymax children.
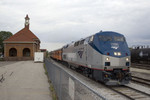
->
<box><xmin>50</xmin><ymin>31</ymin><xmax>131</xmax><ymax>85</ymax></box>
<box><xmin>131</xmin><ymin>46</ymin><xmax>150</xmax><ymax>64</ymax></box>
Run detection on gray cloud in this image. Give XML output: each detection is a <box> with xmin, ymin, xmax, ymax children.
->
<box><xmin>0</xmin><ymin>0</ymin><xmax>150</xmax><ymax>51</ymax></box>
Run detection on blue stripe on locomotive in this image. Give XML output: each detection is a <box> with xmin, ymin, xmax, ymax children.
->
<box><xmin>89</xmin><ymin>31</ymin><xmax>130</xmax><ymax>58</ymax></box>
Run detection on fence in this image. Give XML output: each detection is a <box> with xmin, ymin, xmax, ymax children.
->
<box><xmin>45</xmin><ymin>58</ymin><xmax>106</xmax><ymax>100</ymax></box>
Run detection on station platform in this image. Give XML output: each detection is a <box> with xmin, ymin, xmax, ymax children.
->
<box><xmin>0</xmin><ymin>61</ymin><xmax>52</xmax><ymax>100</ymax></box>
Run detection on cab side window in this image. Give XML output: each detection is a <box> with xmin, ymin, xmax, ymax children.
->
<box><xmin>89</xmin><ymin>36</ymin><xmax>94</xmax><ymax>42</ymax></box>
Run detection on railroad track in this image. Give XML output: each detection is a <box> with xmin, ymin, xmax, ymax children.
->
<box><xmin>110</xmin><ymin>85</ymin><xmax>150</xmax><ymax>100</ymax></box>
<box><xmin>131</xmin><ymin>76</ymin><xmax>150</xmax><ymax>86</ymax></box>
<box><xmin>131</xmin><ymin>63</ymin><xmax>150</xmax><ymax>70</ymax></box>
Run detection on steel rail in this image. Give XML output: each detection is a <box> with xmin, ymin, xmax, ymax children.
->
<box><xmin>110</xmin><ymin>85</ymin><xmax>150</xmax><ymax>100</ymax></box>
<box><xmin>131</xmin><ymin>76</ymin><xmax>150</xmax><ymax>86</ymax></box>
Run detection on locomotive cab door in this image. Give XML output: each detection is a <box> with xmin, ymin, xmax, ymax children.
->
<box><xmin>85</xmin><ymin>36</ymin><xmax>94</xmax><ymax>68</ymax></box>
<box><xmin>84</xmin><ymin>38</ymin><xmax>90</xmax><ymax>66</ymax></box>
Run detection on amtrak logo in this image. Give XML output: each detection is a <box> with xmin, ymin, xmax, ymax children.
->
<box><xmin>111</xmin><ymin>43</ymin><xmax>119</xmax><ymax>49</ymax></box>
<box><xmin>78</xmin><ymin>51</ymin><xmax>84</xmax><ymax>58</ymax></box>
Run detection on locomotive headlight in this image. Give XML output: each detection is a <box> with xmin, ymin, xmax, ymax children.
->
<box><xmin>114</xmin><ymin>52</ymin><xmax>117</xmax><ymax>56</ymax></box>
<box><xmin>118</xmin><ymin>52</ymin><xmax>121</xmax><ymax>56</ymax></box>
<box><xmin>114</xmin><ymin>52</ymin><xmax>121</xmax><ymax>56</ymax></box>
<box><xmin>106</xmin><ymin>57</ymin><xmax>109</xmax><ymax>61</ymax></box>
<box><xmin>126</xmin><ymin>58</ymin><xmax>129</xmax><ymax>61</ymax></box>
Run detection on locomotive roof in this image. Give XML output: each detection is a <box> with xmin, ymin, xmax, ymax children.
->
<box><xmin>95</xmin><ymin>31</ymin><xmax>124</xmax><ymax>37</ymax></box>
<box><xmin>62</xmin><ymin>31</ymin><xmax>125</xmax><ymax>49</ymax></box>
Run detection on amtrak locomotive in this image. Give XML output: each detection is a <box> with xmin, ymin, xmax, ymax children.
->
<box><xmin>51</xmin><ymin>31</ymin><xmax>131</xmax><ymax>85</ymax></box>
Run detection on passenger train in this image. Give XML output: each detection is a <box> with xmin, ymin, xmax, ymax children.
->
<box><xmin>50</xmin><ymin>31</ymin><xmax>131</xmax><ymax>85</ymax></box>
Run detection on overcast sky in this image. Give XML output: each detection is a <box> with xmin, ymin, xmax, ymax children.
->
<box><xmin>0</xmin><ymin>0</ymin><xmax>150</xmax><ymax>51</ymax></box>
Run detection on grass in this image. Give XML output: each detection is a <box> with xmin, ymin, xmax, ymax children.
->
<box><xmin>43</xmin><ymin>64</ymin><xmax>58</xmax><ymax>100</ymax></box>
<box><xmin>0</xmin><ymin>58</ymin><xmax>4</xmax><ymax>61</ymax></box>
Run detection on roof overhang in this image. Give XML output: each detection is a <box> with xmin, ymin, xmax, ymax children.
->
<box><xmin>3</xmin><ymin>41</ymin><xmax>37</xmax><ymax>44</ymax></box>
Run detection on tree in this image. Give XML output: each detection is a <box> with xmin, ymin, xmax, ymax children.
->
<box><xmin>0</xmin><ymin>31</ymin><xmax>13</xmax><ymax>54</ymax></box>
<box><xmin>46</xmin><ymin>51</ymin><xmax>49</xmax><ymax>58</ymax></box>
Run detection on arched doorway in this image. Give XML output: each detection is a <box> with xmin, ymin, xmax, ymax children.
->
<box><xmin>23</xmin><ymin>48</ymin><xmax>30</xmax><ymax>57</ymax></box>
<box><xmin>9</xmin><ymin>48</ymin><xmax>17</xmax><ymax>57</ymax></box>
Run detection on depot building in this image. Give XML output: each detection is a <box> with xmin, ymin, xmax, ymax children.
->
<box><xmin>3</xmin><ymin>15</ymin><xmax>40</xmax><ymax>60</ymax></box>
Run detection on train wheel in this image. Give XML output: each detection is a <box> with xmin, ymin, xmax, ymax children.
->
<box><xmin>67</xmin><ymin>63</ymin><xmax>70</xmax><ymax>68</ymax></box>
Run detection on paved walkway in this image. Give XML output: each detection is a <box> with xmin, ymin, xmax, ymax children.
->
<box><xmin>0</xmin><ymin>61</ymin><xmax>52</xmax><ymax>100</ymax></box>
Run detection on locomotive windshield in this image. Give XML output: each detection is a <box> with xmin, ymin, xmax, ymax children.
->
<box><xmin>99</xmin><ymin>35</ymin><xmax>125</xmax><ymax>42</ymax></box>
<box><xmin>99</xmin><ymin>36</ymin><xmax>112</xmax><ymax>41</ymax></box>
<box><xmin>114</xmin><ymin>36</ymin><xmax>125</xmax><ymax>42</ymax></box>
